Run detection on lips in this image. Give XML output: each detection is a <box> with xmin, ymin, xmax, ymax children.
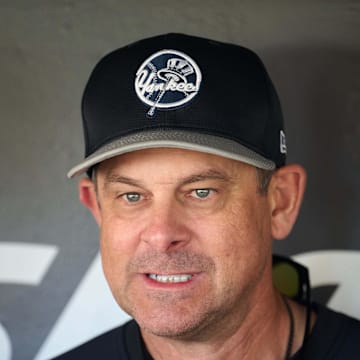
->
<box><xmin>147</xmin><ymin>274</ymin><xmax>193</xmax><ymax>283</ymax></box>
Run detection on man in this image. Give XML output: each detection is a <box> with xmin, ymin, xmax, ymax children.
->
<box><xmin>57</xmin><ymin>34</ymin><xmax>360</xmax><ymax>359</ymax></box>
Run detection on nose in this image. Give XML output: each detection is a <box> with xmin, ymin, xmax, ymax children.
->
<box><xmin>139</xmin><ymin>200</ymin><xmax>192</xmax><ymax>251</ymax></box>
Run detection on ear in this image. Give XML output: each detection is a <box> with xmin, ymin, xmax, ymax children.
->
<box><xmin>78</xmin><ymin>177</ymin><xmax>102</xmax><ymax>226</ymax></box>
<box><xmin>268</xmin><ymin>164</ymin><xmax>306</xmax><ymax>240</ymax></box>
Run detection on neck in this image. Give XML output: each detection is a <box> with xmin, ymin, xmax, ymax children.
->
<box><xmin>141</xmin><ymin>280</ymin><xmax>305</xmax><ymax>360</ymax></box>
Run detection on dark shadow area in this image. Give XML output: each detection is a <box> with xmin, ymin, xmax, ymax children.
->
<box><xmin>268</xmin><ymin>46</ymin><xmax>360</xmax><ymax>255</ymax></box>
<box><xmin>312</xmin><ymin>284</ymin><xmax>339</xmax><ymax>305</ymax></box>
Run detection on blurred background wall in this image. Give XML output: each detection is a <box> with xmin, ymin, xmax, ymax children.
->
<box><xmin>0</xmin><ymin>1</ymin><xmax>359</xmax><ymax>359</ymax></box>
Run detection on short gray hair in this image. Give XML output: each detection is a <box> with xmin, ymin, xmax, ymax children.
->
<box><xmin>256</xmin><ymin>168</ymin><xmax>275</xmax><ymax>195</ymax></box>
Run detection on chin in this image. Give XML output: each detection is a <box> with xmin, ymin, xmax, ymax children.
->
<box><xmin>140</xmin><ymin>317</ymin><xmax>206</xmax><ymax>339</ymax></box>
<box><xmin>132</xmin><ymin>304</ymin><xmax>223</xmax><ymax>341</ymax></box>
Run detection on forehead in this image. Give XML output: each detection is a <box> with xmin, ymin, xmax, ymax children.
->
<box><xmin>97</xmin><ymin>148</ymin><xmax>254</xmax><ymax>181</ymax></box>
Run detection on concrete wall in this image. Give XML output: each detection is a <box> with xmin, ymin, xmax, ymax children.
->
<box><xmin>0</xmin><ymin>1</ymin><xmax>359</xmax><ymax>359</ymax></box>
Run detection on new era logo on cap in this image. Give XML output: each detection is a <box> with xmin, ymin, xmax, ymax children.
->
<box><xmin>67</xmin><ymin>33</ymin><xmax>287</xmax><ymax>178</ymax></box>
<box><xmin>280</xmin><ymin>130</ymin><xmax>287</xmax><ymax>154</ymax></box>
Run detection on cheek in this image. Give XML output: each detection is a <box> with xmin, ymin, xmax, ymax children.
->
<box><xmin>227</xmin><ymin>196</ymin><xmax>271</xmax><ymax>241</ymax></box>
<box><xmin>205</xmin><ymin>198</ymin><xmax>271</xmax><ymax>276</ymax></box>
<box><xmin>100</xmin><ymin>210</ymin><xmax>139</xmax><ymax>250</ymax></box>
<box><xmin>219</xmin><ymin>199</ymin><xmax>268</xmax><ymax>246</ymax></box>
<box><xmin>99</xmin><ymin>215</ymin><xmax>139</xmax><ymax>287</ymax></box>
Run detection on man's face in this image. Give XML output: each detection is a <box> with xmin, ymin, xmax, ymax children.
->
<box><xmin>92</xmin><ymin>148</ymin><xmax>274</xmax><ymax>340</ymax></box>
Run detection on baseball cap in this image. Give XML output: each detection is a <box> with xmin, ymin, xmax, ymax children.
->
<box><xmin>67</xmin><ymin>33</ymin><xmax>287</xmax><ymax>178</ymax></box>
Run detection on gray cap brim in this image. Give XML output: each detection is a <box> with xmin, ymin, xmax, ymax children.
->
<box><xmin>67</xmin><ymin>130</ymin><xmax>275</xmax><ymax>178</ymax></box>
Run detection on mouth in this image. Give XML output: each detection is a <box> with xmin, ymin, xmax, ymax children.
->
<box><xmin>147</xmin><ymin>274</ymin><xmax>193</xmax><ymax>283</ymax></box>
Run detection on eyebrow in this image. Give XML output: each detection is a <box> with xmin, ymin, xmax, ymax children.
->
<box><xmin>103</xmin><ymin>174</ymin><xmax>145</xmax><ymax>190</ymax></box>
<box><xmin>179</xmin><ymin>169</ymin><xmax>231</xmax><ymax>186</ymax></box>
<box><xmin>103</xmin><ymin>168</ymin><xmax>231</xmax><ymax>190</ymax></box>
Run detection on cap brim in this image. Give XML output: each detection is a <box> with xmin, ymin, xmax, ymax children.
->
<box><xmin>67</xmin><ymin>130</ymin><xmax>275</xmax><ymax>178</ymax></box>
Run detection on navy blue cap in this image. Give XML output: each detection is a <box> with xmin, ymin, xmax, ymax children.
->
<box><xmin>68</xmin><ymin>33</ymin><xmax>287</xmax><ymax>178</ymax></box>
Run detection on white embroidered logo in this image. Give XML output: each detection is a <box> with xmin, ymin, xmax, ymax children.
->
<box><xmin>280</xmin><ymin>130</ymin><xmax>287</xmax><ymax>154</ymax></box>
<box><xmin>135</xmin><ymin>49</ymin><xmax>202</xmax><ymax>116</ymax></box>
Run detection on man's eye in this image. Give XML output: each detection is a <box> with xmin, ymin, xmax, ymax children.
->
<box><xmin>122</xmin><ymin>192</ymin><xmax>141</xmax><ymax>202</ymax></box>
<box><xmin>192</xmin><ymin>189</ymin><xmax>212</xmax><ymax>199</ymax></box>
